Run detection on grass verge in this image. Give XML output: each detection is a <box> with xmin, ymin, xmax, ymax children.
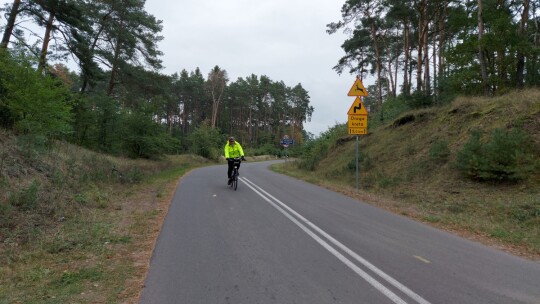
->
<box><xmin>0</xmin><ymin>134</ymin><xmax>210</xmax><ymax>303</ymax></box>
<box><xmin>271</xmin><ymin>161</ymin><xmax>540</xmax><ymax>261</ymax></box>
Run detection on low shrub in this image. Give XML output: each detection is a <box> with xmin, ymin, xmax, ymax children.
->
<box><xmin>9</xmin><ymin>181</ymin><xmax>40</xmax><ymax>211</ymax></box>
<box><xmin>456</xmin><ymin>128</ymin><xmax>537</xmax><ymax>181</ymax></box>
<box><xmin>297</xmin><ymin>124</ymin><xmax>347</xmax><ymax>171</ymax></box>
<box><xmin>429</xmin><ymin>139</ymin><xmax>450</xmax><ymax>163</ymax></box>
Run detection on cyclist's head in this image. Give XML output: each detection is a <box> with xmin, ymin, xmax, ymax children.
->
<box><xmin>228</xmin><ymin>136</ymin><xmax>235</xmax><ymax>144</ymax></box>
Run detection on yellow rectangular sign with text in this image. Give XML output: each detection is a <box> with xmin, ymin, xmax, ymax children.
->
<box><xmin>348</xmin><ymin>115</ymin><xmax>368</xmax><ymax>128</ymax></box>
<box><xmin>348</xmin><ymin>127</ymin><xmax>367</xmax><ymax>135</ymax></box>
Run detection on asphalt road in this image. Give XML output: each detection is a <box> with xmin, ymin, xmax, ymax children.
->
<box><xmin>139</xmin><ymin>160</ymin><xmax>540</xmax><ymax>304</ymax></box>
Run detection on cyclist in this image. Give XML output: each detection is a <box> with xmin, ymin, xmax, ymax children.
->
<box><xmin>224</xmin><ymin>136</ymin><xmax>245</xmax><ymax>185</ymax></box>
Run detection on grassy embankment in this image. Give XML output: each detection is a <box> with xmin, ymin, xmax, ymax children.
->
<box><xmin>273</xmin><ymin>90</ymin><xmax>540</xmax><ymax>260</ymax></box>
<box><xmin>0</xmin><ymin>132</ymin><xmax>212</xmax><ymax>303</ymax></box>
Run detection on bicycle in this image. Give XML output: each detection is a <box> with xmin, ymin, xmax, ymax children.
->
<box><xmin>228</xmin><ymin>157</ymin><xmax>242</xmax><ymax>190</ymax></box>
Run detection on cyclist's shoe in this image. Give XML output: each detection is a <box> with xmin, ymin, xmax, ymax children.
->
<box><xmin>227</xmin><ymin>178</ymin><xmax>232</xmax><ymax>185</ymax></box>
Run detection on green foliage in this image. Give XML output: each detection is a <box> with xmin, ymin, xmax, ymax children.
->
<box><xmin>429</xmin><ymin>139</ymin><xmax>450</xmax><ymax>163</ymax></box>
<box><xmin>74</xmin><ymin>94</ymin><xmax>182</xmax><ymax>158</ymax></box>
<box><xmin>509</xmin><ymin>200</ymin><xmax>540</xmax><ymax>223</ymax></box>
<box><xmin>57</xmin><ymin>267</ymin><xmax>103</xmax><ymax>286</ymax></box>
<box><xmin>79</xmin><ymin>94</ymin><xmax>124</xmax><ymax>154</ymax></box>
<box><xmin>298</xmin><ymin>124</ymin><xmax>347</xmax><ymax>171</ymax></box>
<box><xmin>248</xmin><ymin>143</ymin><xmax>280</xmax><ymax>157</ymax></box>
<box><xmin>121</xmin><ymin>108</ymin><xmax>180</xmax><ymax>159</ymax></box>
<box><xmin>124</xmin><ymin>168</ymin><xmax>144</xmax><ymax>184</ymax></box>
<box><xmin>366</xmin><ymin>95</ymin><xmax>413</xmax><ymax>130</ymax></box>
<box><xmin>456</xmin><ymin>128</ymin><xmax>537</xmax><ymax>181</ymax></box>
<box><xmin>1</xmin><ymin>45</ymin><xmax>312</xmax><ymax>160</ymax></box>
<box><xmin>382</xmin><ymin>95</ymin><xmax>412</xmax><ymax>120</ymax></box>
<box><xmin>0</xmin><ymin>202</ymin><xmax>14</xmax><ymax>229</ymax></box>
<box><xmin>377</xmin><ymin>175</ymin><xmax>401</xmax><ymax>188</ymax></box>
<box><xmin>405</xmin><ymin>91</ymin><xmax>434</xmax><ymax>109</ymax></box>
<box><xmin>8</xmin><ymin>181</ymin><xmax>40</xmax><ymax>211</ymax></box>
<box><xmin>46</xmin><ymin>219</ymin><xmax>116</xmax><ymax>254</ymax></box>
<box><xmin>438</xmin><ymin>67</ymin><xmax>483</xmax><ymax>96</ymax></box>
<box><xmin>79</xmin><ymin>154</ymin><xmax>115</xmax><ymax>183</ymax></box>
<box><xmin>16</xmin><ymin>134</ymin><xmax>49</xmax><ymax>160</ymax></box>
<box><xmin>71</xmin><ymin>95</ymin><xmax>104</xmax><ymax>149</ymax></box>
<box><xmin>0</xmin><ymin>51</ymin><xmax>73</xmax><ymax>138</ymax></box>
<box><xmin>187</xmin><ymin>123</ymin><xmax>222</xmax><ymax>160</ymax></box>
<box><xmin>347</xmin><ymin>151</ymin><xmax>372</xmax><ymax>172</ymax></box>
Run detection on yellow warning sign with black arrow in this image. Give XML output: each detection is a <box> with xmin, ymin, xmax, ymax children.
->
<box><xmin>347</xmin><ymin>97</ymin><xmax>368</xmax><ymax>115</ymax></box>
<box><xmin>347</xmin><ymin>97</ymin><xmax>368</xmax><ymax>135</ymax></box>
<box><xmin>347</xmin><ymin>78</ymin><xmax>368</xmax><ymax>97</ymax></box>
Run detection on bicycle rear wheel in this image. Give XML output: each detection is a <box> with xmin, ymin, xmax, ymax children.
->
<box><xmin>232</xmin><ymin>174</ymin><xmax>238</xmax><ymax>190</ymax></box>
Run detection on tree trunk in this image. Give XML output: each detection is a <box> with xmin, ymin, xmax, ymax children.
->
<box><xmin>393</xmin><ymin>31</ymin><xmax>399</xmax><ymax>97</ymax></box>
<box><xmin>81</xmin><ymin>11</ymin><xmax>112</xmax><ymax>93</ymax></box>
<box><xmin>387</xmin><ymin>61</ymin><xmax>394</xmax><ymax>97</ymax></box>
<box><xmin>255</xmin><ymin>105</ymin><xmax>260</xmax><ymax>144</ymax></box>
<box><xmin>533</xmin><ymin>1</ymin><xmax>539</xmax><ymax>85</ymax></box>
<box><xmin>0</xmin><ymin>0</ymin><xmax>21</xmax><ymax>49</ymax></box>
<box><xmin>210</xmin><ymin>88</ymin><xmax>223</xmax><ymax>129</ymax></box>
<box><xmin>248</xmin><ymin>104</ymin><xmax>252</xmax><ymax>148</ymax></box>
<box><xmin>416</xmin><ymin>0</ymin><xmax>426</xmax><ymax>93</ymax></box>
<box><xmin>423</xmin><ymin>14</ymin><xmax>430</xmax><ymax>95</ymax></box>
<box><xmin>107</xmin><ymin>11</ymin><xmax>125</xmax><ymax>97</ymax></box>
<box><xmin>516</xmin><ymin>0</ymin><xmax>529</xmax><ymax>88</ymax></box>
<box><xmin>497</xmin><ymin>49</ymin><xmax>507</xmax><ymax>89</ymax></box>
<box><xmin>387</xmin><ymin>34</ymin><xmax>396</xmax><ymax>98</ymax></box>
<box><xmin>477</xmin><ymin>0</ymin><xmax>490</xmax><ymax>96</ymax></box>
<box><xmin>107</xmin><ymin>37</ymin><xmax>122</xmax><ymax>96</ymax></box>
<box><xmin>182</xmin><ymin>100</ymin><xmax>188</xmax><ymax>135</ymax></box>
<box><xmin>438</xmin><ymin>2</ymin><xmax>447</xmax><ymax>97</ymax></box>
<box><xmin>37</xmin><ymin>11</ymin><xmax>55</xmax><ymax>74</ymax></box>
<box><xmin>403</xmin><ymin>19</ymin><xmax>410</xmax><ymax>95</ymax></box>
<box><xmin>369</xmin><ymin>21</ymin><xmax>383</xmax><ymax>121</ymax></box>
<box><xmin>408</xmin><ymin>40</ymin><xmax>414</xmax><ymax>94</ymax></box>
<box><xmin>432</xmin><ymin>30</ymin><xmax>437</xmax><ymax>101</ymax></box>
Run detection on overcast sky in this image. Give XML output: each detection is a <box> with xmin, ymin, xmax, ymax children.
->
<box><xmin>144</xmin><ymin>0</ymin><xmax>362</xmax><ymax>137</ymax></box>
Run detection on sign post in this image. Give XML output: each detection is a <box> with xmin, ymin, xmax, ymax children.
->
<box><xmin>280</xmin><ymin>135</ymin><xmax>294</xmax><ymax>160</ymax></box>
<box><xmin>346</xmin><ymin>78</ymin><xmax>369</xmax><ymax>190</ymax></box>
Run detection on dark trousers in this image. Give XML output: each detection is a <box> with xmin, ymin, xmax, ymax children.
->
<box><xmin>227</xmin><ymin>159</ymin><xmax>241</xmax><ymax>178</ymax></box>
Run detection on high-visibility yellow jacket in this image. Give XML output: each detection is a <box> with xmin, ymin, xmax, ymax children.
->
<box><xmin>224</xmin><ymin>141</ymin><xmax>244</xmax><ymax>158</ymax></box>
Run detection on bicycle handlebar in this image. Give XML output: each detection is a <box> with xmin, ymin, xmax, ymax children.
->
<box><xmin>228</xmin><ymin>157</ymin><xmax>246</xmax><ymax>161</ymax></box>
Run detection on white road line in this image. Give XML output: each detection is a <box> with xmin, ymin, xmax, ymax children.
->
<box><xmin>241</xmin><ymin>177</ymin><xmax>431</xmax><ymax>304</ymax></box>
<box><xmin>241</xmin><ymin>178</ymin><xmax>405</xmax><ymax>304</ymax></box>
<box><xmin>414</xmin><ymin>256</ymin><xmax>431</xmax><ymax>264</ymax></box>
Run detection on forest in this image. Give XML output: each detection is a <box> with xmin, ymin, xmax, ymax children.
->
<box><xmin>0</xmin><ymin>0</ymin><xmax>313</xmax><ymax>159</ymax></box>
<box><xmin>1</xmin><ymin>0</ymin><xmax>539</xmax><ymax>159</ymax></box>
<box><xmin>329</xmin><ymin>0</ymin><xmax>539</xmax><ymax>121</ymax></box>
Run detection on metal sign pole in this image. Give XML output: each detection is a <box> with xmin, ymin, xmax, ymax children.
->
<box><xmin>356</xmin><ymin>135</ymin><xmax>359</xmax><ymax>190</ymax></box>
